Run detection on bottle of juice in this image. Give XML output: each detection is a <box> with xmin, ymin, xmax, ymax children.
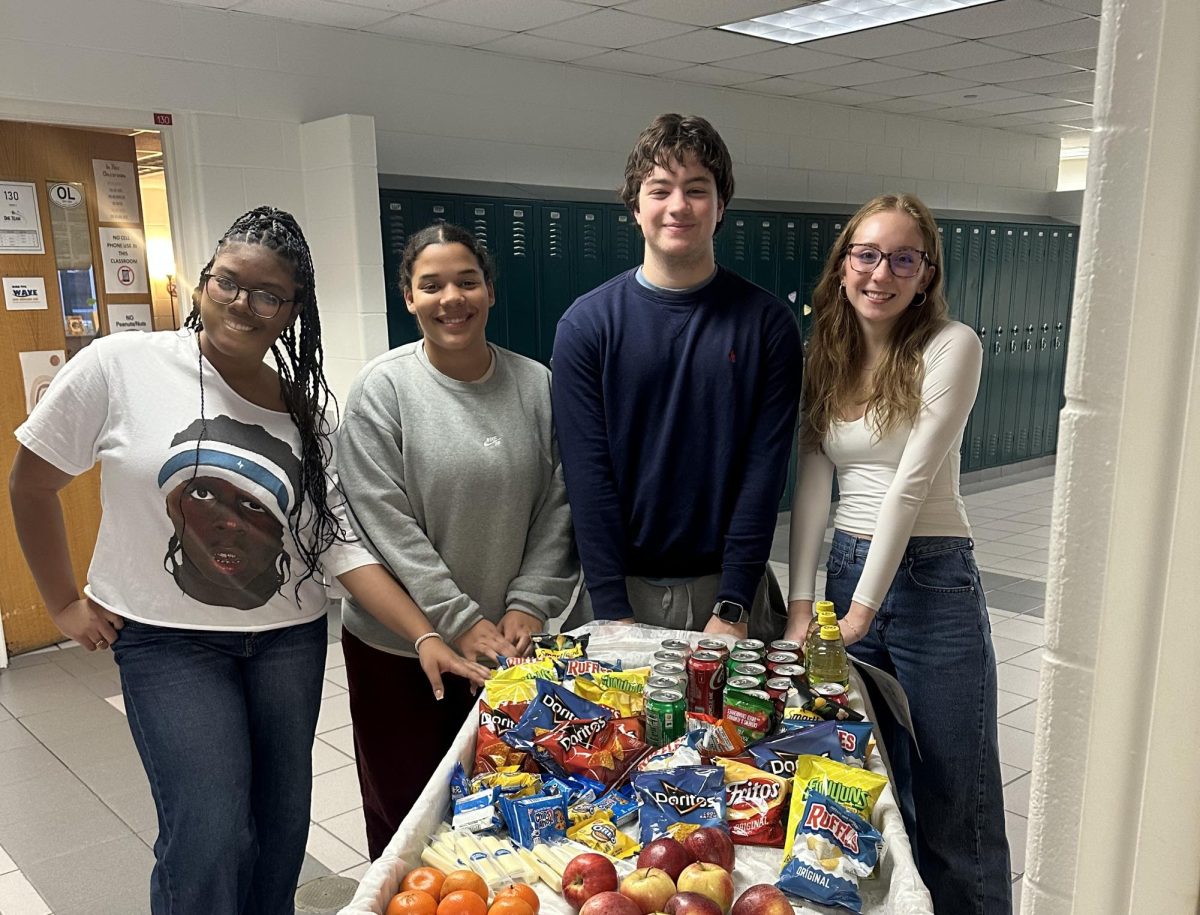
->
<box><xmin>806</xmin><ymin>624</ymin><xmax>850</xmax><ymax>688</ymax></box>
<box><xmin>803</xmin><ymin>600</ymin><xmax>838</xmax><ymax>661</ymax></box>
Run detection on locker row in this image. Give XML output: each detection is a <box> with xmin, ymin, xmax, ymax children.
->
<box><xmin>378</xmin><ymin>189</ymin><xmax>1076</xmax><ymax>479</ymax></box>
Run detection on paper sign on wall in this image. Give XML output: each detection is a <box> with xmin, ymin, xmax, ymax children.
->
<box><xmin>0</xmin><ymin>181</ymin><xmax>45</xmax><ymax>254</ymax></box>
<box><xmin>98</xmin><ymin>226</ymin><xmax>148</xmax><ymax>294</ymax></box>
<box><xmin>3</xmin><ymin>277</ymin><xmax>49</xmax><ymax>310</ymax></box>
<box><xmin>91</xmin><ymin>159</ymin><xmax>140</xmax><ymax>223</ymax></box>
<box><xmin>107</xmin><ymin>302</ymin><xmax>152</xmax><ymax>333</ymax></box>
<box><xmin>18</xmin><ymin>350</ymin><xmax>65</xmax><ymax>415</ymax></box>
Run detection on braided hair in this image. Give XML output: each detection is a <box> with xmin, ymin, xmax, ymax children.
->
<box><xmin>184</xmin><ymin>206</ymin><xmax>339</xmax><ymax>600</ymax></box>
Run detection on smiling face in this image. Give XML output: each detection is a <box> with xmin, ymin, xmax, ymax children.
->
<box><xmin>634</xmin><ymin>154</ymin><xmax>723</xmax><ymax>279</ymax></box>
<box><xmin>840</xmin><ymin>210</ymin><xmax>934</xmax><ymax>335</ymax></box>
<box><xmin>404</xmin><ymin>241</ymin><xmax>494</xmax><ymax>366</ymax></box>
<box><xmin>197</xmin><ymin>242</ymin><xmax>298</xmax><ymax>370</ymax></box>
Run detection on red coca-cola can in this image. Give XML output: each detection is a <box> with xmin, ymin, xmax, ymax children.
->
<box><xmin>765</xmin><ymin>651</ymin><xmax>800</xmax><ymax>675</ymax></box>
<box><xmin>769</xmin><ymin>640</ymin><xmax>802</xmax><ymax>654</ymax></box>
<box><xmin>686</xmin><ymin>650</ymin><xmax>727</xmax><ymax>717</ymax></box>
<box><xmin>765</xmin><ymin>676</ymin><xmax>792</xmax><ymax>720</ymax></box>
<box><xmin>773</xmin><ymin>663</ymin><xmax>809</xmax><ymax>690</ymax></box>
<box><xmin>696</xmin><ymin>638</ymin><xmax>730</xmax><ymax>657</ymax></box>
<box><xmin>812</xmin><ymin>682</ymin><xmax>849</xmax><ymax>706</ymax></box>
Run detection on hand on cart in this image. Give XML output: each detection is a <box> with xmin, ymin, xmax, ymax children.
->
<box><xmin>417</xmin><ymin>632</ymin><xmax>492</xmax><ymax>699</ymax></box>
<box><xmin>498</xmin><ymin>609</ymin><xmax>543</xmax><ymax>657</ymax></box>
<box><xmin>455</xmin><ymin>618</ymin><xmax>521</xmax><ymax>666</ymax></box>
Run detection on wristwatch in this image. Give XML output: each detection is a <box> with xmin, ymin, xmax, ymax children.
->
<box><xmin>713</xmin><ymin>600</ymin><xmax>748</xmax><ymax>625</ymax></box>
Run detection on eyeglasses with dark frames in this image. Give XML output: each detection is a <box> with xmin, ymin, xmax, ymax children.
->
<box><xmin>845</xmin><ymin>244</ymin><xmax>931</xmax><ymax>278</ymax></box>
<box><xmin>201</xmin><ymin>273</ymin><xmax>295</xmax><ymax>319</ymax></box>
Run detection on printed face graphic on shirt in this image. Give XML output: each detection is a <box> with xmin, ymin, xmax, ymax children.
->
<box><xmin>159</xmin><ymin>415</ymin><xmax>301</xmax><ymax>611</ymax></box>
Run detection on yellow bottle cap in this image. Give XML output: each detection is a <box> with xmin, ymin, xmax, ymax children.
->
<box><xmin>815</xmin><ymin>600</ymin><xmax>834</xmax><ymax>615</ymax></box>
<box><xmin>820</xmin><ymin>624</ymin><xmax>841</xmax><ymax>640</ymax></box>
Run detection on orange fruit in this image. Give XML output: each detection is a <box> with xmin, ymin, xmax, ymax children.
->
<box><xmin>488</xmin><ymin>896</ymin><xmax>534</xmax><ymax>915</ymax></box>
<box><xmin>495</xmin><ymin>884</ymin><xmax>539</xmax><ymax>915</ymax></box>
<box><xmin>440</xmin><ymin>870</ymin><xmax>489</xmax><ymax>903</ymax></box>
<box><xmin>403</xmin><ymin>866</ymin><xmax>447</xmax><ymax>899</ymax></box>
<box><xmin>439</xmin><ymin>890</ymin><xmax>489</xmax><ymax>915</ymax></box>
<box><xmin>387</xmin><ymin>890</ymin><xmax>439</xmax><ymax>915</ymax></box>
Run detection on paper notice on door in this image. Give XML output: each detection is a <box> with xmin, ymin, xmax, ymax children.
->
<box><xmin>98</xmin><ymin>226</ymin><xmax>148</xmax><ymax>294</ymax></box>
<box><xmin>0</xmin><ymin>181</ymin><xmax>45</xmax><ymax>254</ymax></box>
<box><xmin>3</xmin><ymin>277</ymin><xmax>49</xmax><ymax>310</ymax></box>
<box><xmin>92</xmin><ymin>159</ymin><xmax>140</xmax><ymax>223</ymax></box>
<box><xmin>19</xmin><ymin>350</ymin><xmax>65</xmax><ymax>415</ymax></box>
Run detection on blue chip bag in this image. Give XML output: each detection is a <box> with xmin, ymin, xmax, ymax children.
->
<box><xmin>502</xmin><ymin>680</ymin><xmax>614</xmax><ymax>753</ymax></box>
<box><xmin>778</xmin><ymin>718</ymin><xmax>874</xmax><ymax>767</ymax></box>
<box><xmin>778</xmin><ymin>791</ymin><xmax>884</xmax><ymax>914</ymax></box>
<box><xmin>747</xmin><ymin>721</ymin><xmax>844</xmax><ymax>777</ymax></box>
<box><xmin>631</xmin><ymin>765</ymin><xmax>726</xmax><ymax>844</ymax></box>
<box><xmin>450</xmin><ymin>761</ymin><xmax>471</xmax><ymax>803</ymax></box>
<box><xmin>452</xmin><ymin>787</ymin><xmax>503</xmax><ymax>833</ymax></box>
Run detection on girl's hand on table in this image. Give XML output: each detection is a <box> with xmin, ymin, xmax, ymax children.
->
<box><xmin>417</xmin><ymin>637</ymin><xmax>491</xmax><ymax>699</ymax></box>
<box><xmin>498</xmin><ymin>609</ymin><xmax>542</xmax><ymax>657</ymax></box>
<box><xmin>454</xmin><ymin>618</ymin><xmax>520</xmax><ymax>665</ymax></box>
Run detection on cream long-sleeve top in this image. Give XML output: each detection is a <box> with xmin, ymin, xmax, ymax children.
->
<box><xmin>788</xmin><ymin>320</ymin><xmax>983</xmax><ymax>610</ymax></box>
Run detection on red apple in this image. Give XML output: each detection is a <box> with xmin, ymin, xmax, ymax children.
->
<box><xmin>731</xmin><ymin>884</ymin><xmax>793</xmax><ymax>915</ymax></box>
<box><xmin>619</xmin><ymin>868</ymin><xmax>676</xmax><ymax>915</ymax></box>
<box><xmin>683</xmin><ymin>826</ymin><xmax>736</xmax><ymax>872</ymax></box>
<box><xmin>662</xmin><ymin>891</ymin><xmax>724</xmax><ymax>915</ymax></box>
<box><xmin>675</xmin><ymin>863</ymin><xmax>735</xmax><ymax>915</ymax></box>
<box><xmin>562</xmin><ymin>853</ymin><xmax>621</xmax><ymax>911</ymax></box>
<box><xmin>637</xmin><ymin>836</ymin><xmax>695</xmax><ymax>882</ymax></box>
<box><xmin>579</xmin><ymin>891</ymin><xmax>643</xmax><ymax>915</ymax></box>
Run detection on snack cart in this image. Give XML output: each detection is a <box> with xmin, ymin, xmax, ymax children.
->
<box><xmin>338</xmin><ymin>623</ymin><xmax>934</xmax><ymax>915</ymax></box>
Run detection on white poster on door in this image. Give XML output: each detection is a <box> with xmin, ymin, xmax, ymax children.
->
<box><xmin>98</xmin><ymin>226</ymin><xmax>148</xmax><ymax>294</ymax></box>
<box><xmin>107</xmin><ymin>302</ymin><xmax>152</xmax><ymax>333</ymax></box>
<box><xmin>92</xmin><ymin>159</ymin><xmax>140</xmax><ymax>223</ymax></box>
<box><xmin>19</xmin><ymin>350</ymin><xmax>65</xmax><ymax>415</ymax></box>
<box><xmin>0</xmin><ymin>181</ymin><xmax>45</xmax><ymax>254</ymax></box>
<box><xmin>3</xmin><ymin>277</ymin><xmax>49</xmax><ymax>310</ymax></box>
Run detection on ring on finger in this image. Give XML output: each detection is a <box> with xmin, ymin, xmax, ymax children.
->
<box><xmin>94</xmin><ymin>638</ymin><xmax>108</xmax><ymax>649</ymax></box>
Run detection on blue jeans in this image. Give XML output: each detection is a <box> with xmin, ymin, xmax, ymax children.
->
<box><xmin>112</xmin><ymin>615</ymin><xmax>327</xmax><ymax>915</ymax></box>
<box><xmin>824</xmin><ymin>531</ymin><xmax>1011</xmax><ymax>915</ymax></box>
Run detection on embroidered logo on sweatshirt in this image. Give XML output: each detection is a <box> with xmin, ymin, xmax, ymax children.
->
<box><xmin>728</xmin><ymin>348</ymin><xmax>737</xmax><ymax>363</ymax></box>
<box><xmin>483</xmin><ymin>435</ymin><xmax>503</xmax><ymax>448</ymax></box>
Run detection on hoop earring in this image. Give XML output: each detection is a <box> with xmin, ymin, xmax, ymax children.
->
<box><xmin>911</xmin><ymin>291</ymin><xmax>927</xmax><ymax>308</ymax></box>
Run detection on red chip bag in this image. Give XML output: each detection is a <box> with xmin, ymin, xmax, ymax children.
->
<box><xmin>475</xmin><ymin>700</ymin><xmax>536</xmax><ymax>775</ymax></box>
<box><xmin>534</xmin><ymin>716</ymin><xmax>649</xmax><ymax>787</ymax></box>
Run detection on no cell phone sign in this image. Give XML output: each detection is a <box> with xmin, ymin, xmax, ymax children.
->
<box><xmin>117</xmin><ymin>265</ymin><xmax>136</xmax><ymax>287</ymax></box>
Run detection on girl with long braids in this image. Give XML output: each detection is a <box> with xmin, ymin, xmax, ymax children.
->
<box><xmin>787</xmin><ymin>194</ymin><xmax>1009</xmax><ymax>913</ymax></box>
<box><xmin>9</xmin><ymin>206</ymin><xmax>488</xmax><ymax>914</ymax></box>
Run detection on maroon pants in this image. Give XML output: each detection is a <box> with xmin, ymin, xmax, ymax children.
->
<box><xmin>342</xmin><ymin>629</ymin><xmax>476</xmax><ymax>859</ymax></box>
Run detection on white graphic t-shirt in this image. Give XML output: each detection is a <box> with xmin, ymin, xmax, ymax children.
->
<box><xmin>16</xmin><ymin>329</ymin><xmax>364</xmax><ymax>631</ymax></box>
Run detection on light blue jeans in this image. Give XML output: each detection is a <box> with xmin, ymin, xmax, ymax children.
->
<box><xmin>825</xmin><ymin>531</ymin><xmax>1011</xmax><ymax>915</ymax></box>
<box><xmin>112</xmin><ymin>614</ymin><xmax>327</xmax><ymax>915</ymax></box>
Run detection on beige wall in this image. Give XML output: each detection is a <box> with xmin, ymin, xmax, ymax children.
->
<box><xmin>138</xmin><ymin>172</ymin><xmax>179</xmax><ymax>331</ymax></box>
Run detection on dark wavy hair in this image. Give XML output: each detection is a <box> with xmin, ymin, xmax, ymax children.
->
<box><xmin>619</xmin><ymin>113</ymin><xmax>735</xmax><ymax>231</ymax></box>
<box><xmin>399</xmin><ymin>221</ymin><xmax>496</xmax><ymax>295</ymax></box>
<box><xmin>184</xmin><ymin>206</ymin><xmax>339</xmax><ymax>598</ymax></box>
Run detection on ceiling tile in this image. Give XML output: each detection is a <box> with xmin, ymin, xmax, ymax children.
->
<box><xmin>625</xmin><ymin>28</ymin><xmax>777</xmax><ymax>63</ymax></box>
<box><xmin>799</xmin><ymin>23</ymin><xmax>958</xmax><ymax>58</ymax></box>
<box><xmin>878</xmin><ymin>39</ymin><xmax>1023</xmax><ymax>72</ymax></box>
<box><xmin>1000</xmin><ymin>69</ymin><xmax>1097</xmax><ymax>93</ymax></box>
<box><xmin>967</xmin><ymin>93</ymin><xmax>1089</xmax><ymax>115</ymax></box>
<box><xmin>614</xmin><ymin>0</ymin><xmax>798</xmax><ymax>28</ymax></box>
<box><xmin>797</xmin><ymin>60</ymin><xmax>922</xmax><ymax>88</ymax></box>
<box><xmin>475</xmin><ymin>32</ymin><xmax>600</xmax><ymax>61</ymax></box>
<box><xmin>1013</xmin><ymin>102</ymin><xmax>1091</xmax><ymax>122</ymax></box>
<box><xmin>913</xmin><ymin>84</ymin><xmax>1025</xmax><ymax>106</ymax></box>
<box><xmin>1044</xmin><ymin>47</ymin><xmax>1097</xmax><ymax>68</ymax></box>
<box><xmin>803</xmin><ymin>87</ymin><xmax>898</xmax><ymax>106</ymax></box>
<box><xmin>665</xmin><ymin>64</ymin><xmax>769</xmax><ymax>87</ymax></box>
<box><xmin>920</xmin><ymin>105</ymin><xmax>998</xmax><ymax>122</ymax></box>
<box><xmin>738</xmin><ymin>75</ymin><xmax>834</xmax><ymax>97</ymax></box>
<box><xmin>985</xmin><ymin>17</ymin><xmax>1099</xmax><ymax>54</ymax></box>
<box><xmin>1052</xmin><ymin>85</ymin><xmax>1093</xmax><ymax>104</ymax></box>
<box><xmin>856</xmin><ymin>73</ymin><xmax>981</xmax><ymax>98</ymax></box>
<box><xmin>417</xmin><ymin>0</ymin><xmax>585</xmax><ymax>31</ymax></box>
<box><xmin>867</xmin><ymin>96</ymin><xmax>948</xmax><ymax>114</ymax></box>
<box><xmin>573</xmin><ymin>48</ymin><xmax>686</xmax><ymax>74</ymax></box>
<box><xmin>963</xmin><ymin>113</ymin><xmax>1040</xmax><ymax>129</ymax></box>
<box><xmin>1044</xmin><ymin>0</ymin><xmax>1102</xmax><ymax>12</ymax></box>
<box><xmin>918</xmin><ymin>0</ymin><xmax>1084</xmax><ymax>39</ymax></box>
<box><xmin>336</xmin><ymin>0</ymin><xmax>439</xmax><ymax>10</ymax></box>
<box><xmin>235</xmin><ymin>0</ymin><xmax>392</xmax><ymax>27</ymax></box>
<box><xmin>369</xmin><ymin>13</ymin><xmax>512</xmax><ymax>44</ymax></box>
<box><xmin>528</xmin><ymin>9</ymin><xmax>693</xmax><ymax>47</ymax></box>
<box><xmin>716</xmin><ymin>45</ymin><xmax>858</xmax><ymax>76</ymax></box>
<box><xmin>947</xmin><ymin>56</ymin><xmax>1079</xmax><ymax>83</ymax></box>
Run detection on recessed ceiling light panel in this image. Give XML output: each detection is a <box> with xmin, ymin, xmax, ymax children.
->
<box><xmin>721</xmin><ymin>0</ymin><xmax>1000</xmax><ymax>45</ymax></box>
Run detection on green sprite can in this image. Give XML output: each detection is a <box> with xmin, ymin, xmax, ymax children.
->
<box><xmin>645</xmin><ymin>688</ymin><xmax>686</xmax><ymax>747</ymax></box>
<box><xmin>726</xmin><ymin>649</ymin><xmax>762</xmax><ymax>676</ymax></box>
<box><xmin>730</xmin><ymin>662</ymin><xmax>767</xmax><ymax>686</ymax></box>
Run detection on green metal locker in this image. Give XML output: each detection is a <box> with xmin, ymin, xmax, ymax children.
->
<box><xmin>536</xmin><ymin>205</ymin><xmax>573</xmax><ymax>366</ymax></box>
<box><xmin>716</xmin><ymin>212</ymin><xmax>754</xmax><ymax>282</ymax></box>
<box><xmin>411</xmin><ymin>195</ymin><xmax>456</xmax><ymax>230</ymax></box>
<box><xmin>1043</xmin><ymin>228</ymin><xmax>1075</xmax><ymax>453</ymax></box>
<box><xmin>959</xmin><ymin>225</ymin><xmax>988</xmax><ymax>471</ymax></box>
<box><xmin>996</xmin><ymin>227</ymin><xmax>1032</xmax><ymax>465</ymax></box>
<box><xmin>379</xmin><ymin>191</ymin><xmax>421</xmax><ymax>348</ymax></box>
<box><xmin>605</xmin><ymin>208</ymin><xmax>643</xmax><ymax>279</ymax></box>
<box><xmin>978</xmin><ymin>226</ymin><xmax>1015</xmax><ymax>468</ymax></box>
<box><xmin>458</xmin><ymin>199</ymin><xmax>506</xmax><ymax>350</ymax></box>
<box><xmin>1013</xmin><ymin>227</ymin><xmax>1049</xmax><ymax>461</ymax></box>
<box><xmin>572</xmin><ymin>205</ymin><xmax>608</xmax><ymax>304</ymax></box>
<box><xmin>943</xmin><ymin>222</ymin><xmax>970</xmax><ymax>323</ymax></box>
<box><xmin>751</xmin><ymin>214</ymin><xmax>781</xmax><ymax>297</ymax></box>
<box><xmin>499</xmin><ymin>203</ymin><xmax>539</xmax><ymax>362</ymax></box>
<box><xmin>1029</xmin><ymin>227</ymin><xmax>1063</xmax><ymax>456</ymax></box>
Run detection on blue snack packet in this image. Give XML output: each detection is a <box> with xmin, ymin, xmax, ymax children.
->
<box><xmin>631</xmin><ymin>765</ymin><xmax>726</xmax><ymax>844</ymax></box>
<box><xmin>778</xmin><ymin>791</ymin><xmax>884</xmax><ymax>914</ymax></box>
<box><xmin>500</xmin><ymin>792</ymin><xmax>570</xmax><ymax>849</ymax></box>
<box><xmin>747</xmin><ymin>721</ymin><xmax>844</xmax><ymax>776</ymax></box>
<box><xmin>778</xmin><ymin>718</ymin><xmax>874</xmax><ymax>767</ymax></box>
<box><xmin>452</xmin><ymin>787</ymin><xmax>503</xmax><ymax>832</ymax></box>
<box><xmin>503</xmin><ymin>680</ymin><xmax>614</xmax><ymax>754</ymax></box>
<box><xmin>450</xmin><ymin>761</ymin><xmax>472</xmax><ymax>803</ymax></box>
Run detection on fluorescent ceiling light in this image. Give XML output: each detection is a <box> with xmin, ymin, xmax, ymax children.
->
<box><xmin>721</xmin><ymin>0</ymin><xmax>1001</xmax><ymax>45</ymax></box>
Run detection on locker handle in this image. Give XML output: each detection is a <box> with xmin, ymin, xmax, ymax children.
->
<box><xmin>1040</xmin><ymin>337</ymin><xmax>1048</xmax><ymax>351</ymax></box>
<box><xmin>1042</xmin><ymin>323</ymin><xmax>1050</xmax><ymax>332</ymax></box>
<box><xmin>1009</xmin><ymin>339</ymin><xmax>1017</xmax><ymax>353</ymax></box>
<box><xmin>1024</xmin><ymin>339</ymin><xmax>1032</xmax><ymax>351</ymax></box>
<box><xmin>1053</xmin><ymin>336</ymin><xmax>1062</xmax><ymax>350</ymax></box>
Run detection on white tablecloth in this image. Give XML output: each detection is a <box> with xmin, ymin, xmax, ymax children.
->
<box><xmin>339</xmin><ymin>623</ymin><xmax>933</xmax><ymax>915</ymax></box>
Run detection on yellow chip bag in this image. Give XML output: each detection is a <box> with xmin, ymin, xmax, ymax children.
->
<box><xmin>567</xmin><ymin>811</ymin><xmax>640</xmax><ymax>859</ymax></box>
<box><xmin>470</xmin><ymin>770</ymin><xmax>543</xmax><ymax>799</ymax></box>
<box><xmin>484</xmin><ymin>677</ymin><xmax>540</xmax><ymax>706</ymax></box>
<box><xmin>783</xmin><ymin>755</ymin><xmax>888</xmax><ymax>861</ymax></box>
<box><xmin>573</xmin><ymin>667</ymin><xmax>652</xmax><ymax>716</ymax></box>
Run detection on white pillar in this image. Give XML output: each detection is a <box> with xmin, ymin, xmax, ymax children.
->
<box><xmin>1024</xmin><ymin>0</ymin><xmax>1200</xmax><ymax>911</ymax></box>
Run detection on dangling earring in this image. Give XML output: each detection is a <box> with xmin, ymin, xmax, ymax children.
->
<box><xmin>911</xmin><ymin>291</ymin><xmax>927</xmax><ymax>308</ymax></box>
<box><xmin>839</xmin><ymin>283</ymin><xmax>848</xmax><ymax>301</ymax></box>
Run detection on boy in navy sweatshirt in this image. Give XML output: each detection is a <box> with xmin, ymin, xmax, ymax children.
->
<box><xmin>552</xmin><ymin>113</ymin><xmax>802</xmax><ymax>640</ymax></box>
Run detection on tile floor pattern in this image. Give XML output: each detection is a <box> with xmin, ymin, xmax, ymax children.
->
<box><xmin>0</xmin><ymin>471</ymin><xmax>1054</xmax><ymax>914</ymax></box>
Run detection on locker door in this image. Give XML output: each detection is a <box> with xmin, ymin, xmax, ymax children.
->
<box><xmin>460</xmin><ymin>200</ymin><xmax>506</xmax><ymax>349</ymax></box>
<box><xmin>499</xmin><ymin>203</ymin><xmax>538</xmax><ymax>361</ymax></box>
<box><xmin>943</xmin><ymin>222</ymin><xmax>969</xmax><ymax>322</ymax></box>
<box><xmin>573</xmin><ymin>205</ymin><xmax>608</xmax><ymax>303</ymax></box>
<box><xmin>1013</xmin><ymin>227</ymin><xmax>1049</xmax><ymax>461</ymax></box>
<box><xmin>411</xmin><ymin>194</ymin><xmax>457</xmax><ymax>230</ymax></box>
<box><xmin>536</xmin><ymin>205</ymin><xmax>573</xmax><ymax>366</ymax></box>
<box><xmin>606</xmin><ymin>208</ymin><xmax>643</xmax><ymax>279</ymax></box>
<box><xmin>978</xmin><ymin>227</ymin><xmax>1014</xmax><ymax>468</ymax></box>
<box><xmin>960</xmin><ymin>225</ymin><xmax>988</xmax><ymax>471</ymax></box>
<box><xmin>779</xmin><ymin>217</ymin><xmax>802</xmax><ymax>321</ymax></box>
<box><xmin>717</xmin><ymin>213</ymin><xmax>753</xmax><ymax>281</ymax></box>
<box><xmin>751</xmin><ymin>214</ymin><xmax>780</xmax><ymax>297</ymax></box>
<box><xmin>799</xmin><ymin>217</ymin><xmax>825</xmax><ymax>343</ymax></box>
<box><xmin>1043</xmin><ymin>228</ymin><xmax>1076</xmax><ymax>453</ymax></box>
<box><xmin>379</xmin><ymin>190</ymin><xmax>420</xmax><ymax>348</ymax></box>
<box><xmin>1029</xmin><ymin>227</ymin><xmax>1062</xmax><ymax>456</ymax></box>
<box><xmin>996</xmin><ymin>226</ymin><xmax>1028</xmax><ymax>466</ymax></box>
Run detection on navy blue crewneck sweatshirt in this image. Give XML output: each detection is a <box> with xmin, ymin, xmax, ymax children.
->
<box><xmin>552</xmin><ymin>267</ymin><xmax>802</xmax><ymax>620</ymax></box>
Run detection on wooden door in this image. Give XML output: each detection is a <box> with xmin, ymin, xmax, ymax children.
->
<box><xmin>0</xmin><ymin>120</ymin><xmax>146</xmax><ymax>654</ymax></box>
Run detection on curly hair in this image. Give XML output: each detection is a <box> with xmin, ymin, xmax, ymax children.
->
<box><xmin>184</xmin><ymin>206</ymin><xmax>339</xmax><ymax>599</ymax></box>
<box><xmin>399</xmin><ymin>221</ymin><xmax>496</xmax><ymax>295</ymax></box>
<box><xmin>799</xmin><ymin>194</ymin><xmax>948</xmax><ymax>452</ymax></box>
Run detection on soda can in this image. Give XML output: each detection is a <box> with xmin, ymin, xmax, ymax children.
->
<box><xmin>653</xmin><ymin>649</ymin><xmax>688</xmax><ymax>665</ymax></box>
<box><xmin>645</xmin><ymin>688</ymin><xmax>687</xmax><ymax>747</ymax></box>
<box><xmin>648</xmin><ymin>674</ymin><xmax>685</xmax><ymax>692</ymax></box>
<box><xmin>660</xmin><ymin>639</ymin><xmax>691</xmax><ymax>655</ymax></box>
<box><xmin>774</xmin><ymin>663</ymin><xmax>809</xmax><ymax>689</ymax></box>
<box><xmin>652</xmin><ymin>661</ymin><xmax>685</xmax><ymax>680</ymax></box>
<box><xmin>725</xmin><ymin>675</ymin><xmax>763</xmax><ymax>694</ymax></box>
<box><xmin>769</xmin><ymin>640</ymin><xmax>802</xmax><ymax>654</ymax></box>
<box><xmin>730</xmin><ymin>662</ymin><xmax>767</xmax><ymax>683</ymax></box>
<box><xmin>765</xmin><ymin>676</ymin><xmax>792</xmax><ymax>720</ymax></box>
<box><xmin>696</xmin><ymin>638</ymin><xmax>730</xmax><ymax>657</ymax></box>
<box><xmin>812</xmin><ymin>682</ymin><xmax>850</xmax><ymax>706</ymax></box>
<box><xmin>734</xmin><ymin>638</ymin><xmax>766</xmax><ymax>654</ymax></box>
<box><xmin>765</xmin><ymin>651</ymin><xmax>800</xmax><ymax>675</ymax></box>
<box><xmin>686</xmin><ymin>650</ymin><xmax>727</xmax><ymax>717</ymax></box>
<box><xmin>726</xmin><ymin>649</ymin><xmax>762</xmax><ymax>676</ymax></box>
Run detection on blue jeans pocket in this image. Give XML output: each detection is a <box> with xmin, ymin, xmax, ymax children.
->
<box><xmin>905</xmin><ymin>549</ymin><xmax>976</xmax><ymax>593</ymax></box>
<box><xmin>826</xmin><ymin>546</ymin><xmax>849</xmax><ymax>579</ymax></box>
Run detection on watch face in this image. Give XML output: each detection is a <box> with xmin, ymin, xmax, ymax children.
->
<box><xmin>716</xmin><ymin>601</ymin><xmax>745</xmax><ymax>623</ymax></box>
